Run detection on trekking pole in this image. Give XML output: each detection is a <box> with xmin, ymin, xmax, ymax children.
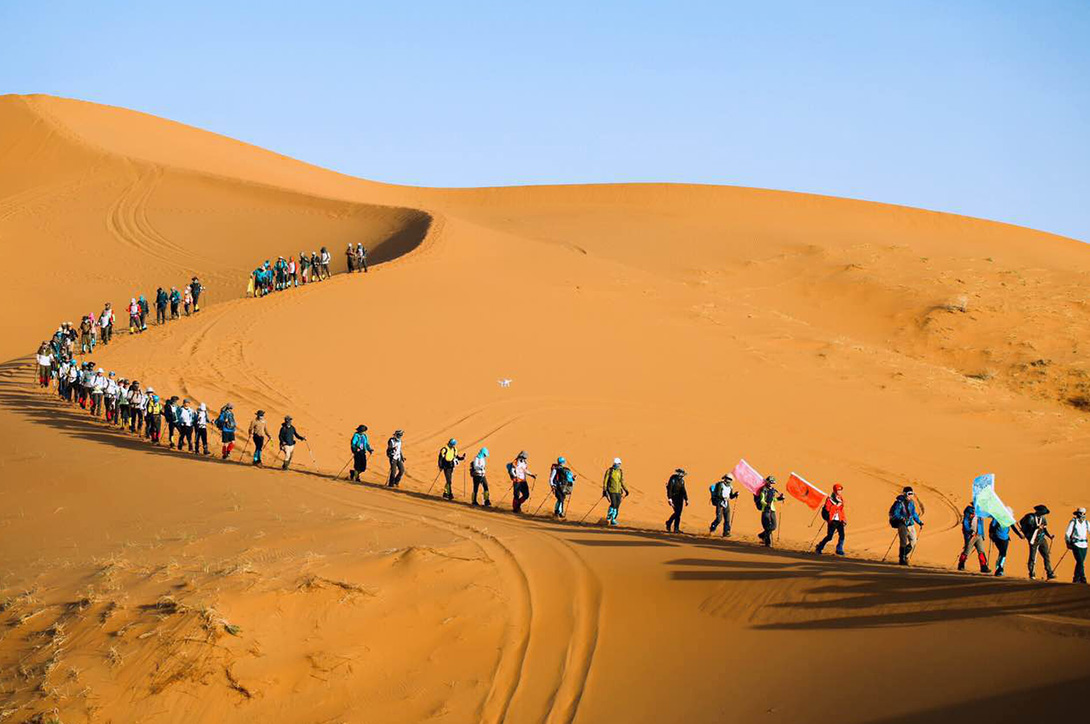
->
<box><xmin>304</xmin><ymin>440</ymin><xmax>319</xmax><ymax>470</ymax></box>
<box><xmin>462</xmin><ymin>464</ymin><xmax>466</xmax><ymax>500</ymax></box>
<box><xmin>809</xmin><ymin>524</ymin><xmax>825</xmax><ymax>549</ymax></box>
<box><xmin>532</xmin><ymin>490</ymin><xmax>551</xmax><ymax>516</ymax></box>
<box><xmin>337</xmin><ymin>457</ymin><xmax>351</xmax><ymax>480</ymax></box>
<box><xmin>426</xmin><ymin>469</ymin><xmax>443</xmax><ymax>495</ymax></box>
<box><xmin>1055</xmin><ymin>545</ymin><xmax>1070</xmax><ymax>571</ymax></box>
<box><xmin>882</xmin><ymin>532</ymin><xmax>898</xmax><ymax>562</ymax></box>
<box><xmin>579</xmin><ymin>496</ymin><xmax>605</xmax><ymax>523</ymax></box>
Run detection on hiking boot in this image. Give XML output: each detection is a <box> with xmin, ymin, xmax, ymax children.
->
<box><xmin>835</xmin><ymin>549</ymin><xmax>845</xmax><ymax>556</ymax></box>
<box><xmin>665</xmin><ymin>520</ymin><xmax>671</xmax><ymax>531</ymax></box>
<box><xmin>815</xmin><ymin>544</ymin><xmax>826</xmax><ymax>555</ymax></box>
<box><xmin>995</xmin><ymin>568</ymin><xmax>1004</xmax><ymax>577</ymax></box>
<box><xmin>1047</xmin><ymin>573</ymin><xmax>1057</xmax><ymax>581</ymax></box>
<box><xmin>980</xmin><ymin>565</ymin><xmax>991</xmax><ymax>574</ymax></box>
<box><xmin>471</xmin><ymin>500</ymin><xmax>479</xmax><ymax>507</ymax></box>
<box><xmin>483</xmin><ymin>500</ymin><xmax>491</xmax><ymax>508</ymax></box>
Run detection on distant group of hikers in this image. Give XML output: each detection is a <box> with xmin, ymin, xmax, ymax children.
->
<box><xmin>29</xmin><ymin>277</ymin><xmax>1090</xmax><ymax>586</ymax></box>
<box><xmin>247</xmin><ymin>243</ymin><xmax>368</xmax><ymax>297</ymax></box>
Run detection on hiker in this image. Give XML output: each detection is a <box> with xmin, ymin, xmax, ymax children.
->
<box><xmin>349</xmin><ymin>425</ymin><xmax>373</xmax><ymax>481</ymax></box>
<box><xmin>437</xmin><ymin>439</ymin><xmax>466</xmax><ymax>500</ymax></box>
<box><xmin>708</xmin><ymin>473</ymin><xmax>739</xmax><ymax>537</ymax></box>
<box><xmin>549</xmin><ymin>457</ymin><xmax>575</xmax><ymax>518</ymax></box>
<box><xmin>509</xmin><ymin>452</ymin><xmax>536</xmax><ymax>512</ymax></box>
<box><xmin>278</xmin><ymin>416</ymin><xmax>306</xmax><ymax>470</ymax></box>
<box><xmin>129</xmin><ymin>383</ymin><xmax>146</xmax><ymax>434</ymax></box>
<box><xmin>311</xmin><ymin>251</ymin><xmax>322</xmax><ymax>282</ymax></box>
<box><xmin>1065</xmin><ymin>507</ymin><xmax>1089</xmax><ymax>584</ymax></box>
<box><xmin>100</xmin><ymin>303</ymin><xmax>114</xmax><ymax>344</ymax></box>
<box><xmin>216</xmin><ymin>403</ymin><xmax>236</xmax><ymax>459</ymax></box>
<box><xmin>320</xmin><ymin>247</ymin><xmax>331</xmax><ymax>279</ymax></box>
<box><xmin>169</xmin><ymin>287</ymin><xmax>181</xmax><ymax>319</ymax></box>
<box><xmin>163</xmin><ymin>396</ymin><xmax>178</xmax><ymax>447</ymax></box>
<box><xmin>190</xmin><ymin>277</ymin><xmax>203</xmax><ymax>312</ymax></box>
<box><xmin>128</xmin><ymin>298</ymin><xmax>141</xmax><ymax>334</ymax></box>
<box><xmin>176</xmin><ymin>399</ymin><xmax>195</xmax><ymax>451</ymax></box>
<box><xmin>958</xmin><ymin>504</ymin><xmax>990</xmax><ymax>573</ymax></box>
<box><xmin>116</xmin><ymin>378</ymin><xmax>131</xmax><ymax>429</ymax></box>
<box><xmin>194</xmin><ymin>402</ymin><xmax>211</xmax><ymax>455</ymax></box>
<box><xmin>138</xmin><ymin>295</ymin><xmax>149</xmax><ymax>330</ymax></box>
<box><xmin>890</xmin><ymin>487</ymin><xmax>924</xmax><ymax>565</ymax></box>
<box><xmin>756</xmin><ymin>476</ymin><xmax>785</xmax><ymax>547</ymax></box>
<box><xmin>1020</xmin><ymin>505</ymin><xmax>1056</xmax><ymax>580</ymax></box>
<box><xmin>299</xmin><ymin>251</ymin><xmax>310</xmax><ymax>284</ymax></box>
<box><xmin>145</xmin><ymin>389</ymin><xmax>162</xmax><ymax>444</ymax></box>
<box><xmin>815</xmin><ymin>484</ymin><xmax>847</xmax><ymax>555</ymax></box>
<box><xmin>989</xmin><ymin>508</ymin><xmax>1024</xmax><ymax>577</ymax></box>
<box><xmin>386</xmin><ymin>429</ymin><xmax>406</xmax><ymax>487</ymax></box>
<box><xmin>155</xmin><ymin>287</ymin><xmax>168</xmax><ymax>324</ymax></box>
<box><xmin>357</xmin><ymin>243</ymin><xmax>368</xmax><ymax>272</ymax></box>
<box><xmin>103</xmin><ymin>372</ymin><xmax>119</xmax><ymax>424</ymax></box>
<box><xmin>470</xmin><ymin>448</ymin><xmax>491</xmax><ymax>506</ymax></box>
<box><xmin>602</xmin><ymin>458</ymin><xmax>628</xmax><ymax>526</ymax></box>
<box><xmin>36</xmin><ymin>343</ymin><xmax>53</xmax><ymax>388</ymax></box>
<box><xmin>89</xmin><ymin>367</ymin><xmax>106</xmax><ymax>416</ymax></box>
<box><xmin>248</xmin><ymin>410</ymin><xmax>268</xmax><ymax>466</ymax></box>
<box><xmin>346</xmin><ymin>243</ymin><xmax>356</xmax><ymax>273</ymax></box>
<box><xmin>183</xmin><ymin>285</ymin><xmax>193</xmax><ymax>316</ymax></box>
<box><xmin>665</xmin><ymin>468</ymin><xmax>689</xmax><ymax>533</ymax></box>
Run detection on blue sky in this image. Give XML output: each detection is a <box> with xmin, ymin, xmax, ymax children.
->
<box><xmin>2</xmin><ymin>1</ymin><xmax>1088</xmax><ymax>240</ymax></box>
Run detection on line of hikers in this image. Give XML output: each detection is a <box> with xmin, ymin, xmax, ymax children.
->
<box><xmin>953</xmin><ymin>502</ymin><xmax>1088</xmax><ymax>582</ymax></box>
<box><xmin>248</xmin><ymin>244</ymin><xmax>368</xmax><ymax>297</ymax></box>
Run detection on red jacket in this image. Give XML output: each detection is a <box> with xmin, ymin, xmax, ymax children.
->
<box><xmin>824</xmin><ymin>495</ymin><xmax>846</xmax><ymax>524</ymax></box>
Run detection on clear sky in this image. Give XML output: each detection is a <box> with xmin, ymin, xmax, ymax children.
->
<box><xmin>2</xmin><ymin>1</ymin><xmax>1088</xmax><ymax>241</ymax></box>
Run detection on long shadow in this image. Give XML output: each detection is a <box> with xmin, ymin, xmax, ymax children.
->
<box><xmin>367</xmin><ymin>210</ymin><xmax>432</xmax><ymax>266</ymax></box>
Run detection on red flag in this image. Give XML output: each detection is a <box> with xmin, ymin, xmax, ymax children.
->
<box><xmin>786</xmin><ymin>472</ymin><xmax>826</xmax><ymax>510</ymax></box>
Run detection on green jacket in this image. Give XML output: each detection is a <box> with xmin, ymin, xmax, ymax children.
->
<box><xmin>603</xmin><ymin>466</ymin><xmax>627</xmax><ymax>494</ymax></box>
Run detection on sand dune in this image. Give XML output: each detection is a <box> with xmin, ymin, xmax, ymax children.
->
<box><xmin>1</xmin><ymin>94</ymin><xmax>1088</xmax><ymax>723</ymax></box>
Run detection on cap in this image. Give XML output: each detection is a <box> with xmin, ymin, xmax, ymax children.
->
<box><xmin>199</xmin><ymin>402</ymin><xmax>206</xmax><ymax>410</ymax></box>
<box><xmin>1078</xmin><ymin>507</ymin><xmax>1087</xmax><ymax>515</ymax></box>
<box><xmin>765</xmin><ymin>475</ymin><xmax>777</xmax><ymax>484</ymax></box>
<box><xmin>356</xmin><ymin>424</ymin><xmax>367</xmax><ymax>432</ymax></box>
<box><xmin>902</xmin><ymin>486</ymin><xmax>914</xmax><ymax>494</ymax></box>
<box><xmin>558</xmin><ymin>456</ymin><xmax>566</xmax><ymax>464</ymax></box>
<box><xmin>225</xmin><ymin>403</ymin><xmax>233</xmax><ymax>409</ymax></box>
<box><xmin>1034</xmin><ymin>504</ymin><xmax>1050</xmax><ymax>515</ymax></box>
<box><xmin>449</xmin><ymin>438</ymin><xmax>457</xmax><ymax>446</ymax></box>
<box><xmin>675</xmin><ymin>468</ymin><xmax>686</xmax><ymax>475</ymax></box>
<box><xmin>480</xmin><ymin>447</ymin><xmax>489</xmax><ymax>457</ymax></box>
<box><xmin>832</xmin><ymin>483</ymin><xmax>843</xmax><ymax>492</ymax></box>
<box><xmin>395</xmin><ymin>429</ymin><xmax>404</xmax><ymax>437</ymax></box>
<box><xmin>518</xmin><ymin>450</ymin><xmax>528</xmax><ymax>459</ymax></box>
<box><xmin>147</xmin><ymin>387</ymin><xmax>154</xmax><ymax>393</ymax></box>
<box><xmin>613</xmin><ymin>457</ymin><xmax>622</xmax><ymax>465</ymax></box>
<box><xmin>285</xmin><ymin>415</ymin><xmax>292</xmax><ymax>421</ymax></box>
<box><xmin>723</xmin><ymin>473</ymin><xmax>734</xmax><ymax>482</ymax></box>
<box><xmin>97</xmin><ymin>367</ymin><xmax>103</xmax><ymax>373</ymax></box>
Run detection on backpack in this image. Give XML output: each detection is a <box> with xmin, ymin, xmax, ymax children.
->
<box><xmin>821</xmin><ymin>503</ymin><xmax>830</xmax><ymax>522</ymax></box>
<box><xmin>753</xmin><ymin>493</ymin><xmax>763</xmax><ymax>511</ymax></box>
<box><xmin>387</xmin><ymin>438</ymin><xmax>398</xmax><ymax>456</ymax></box>
<box><xmin>667</xmin><ymin>475</ymin><xmax>684</xmax><ymax>500</ymax></box>
<box><xmin>709</xmin><ymin>483</ymin><xmax>721</xmax><ymax>505</ymax></box>
<box><xmin>506</xmin><ymin>461</ymin><xmax>516</xmax><ymax>480</ymax></box>
<box><xmin>1018</xmin><ymin>513</ymin><xmax>1037</xmax><ymax>540</ymax></box>
<box><xmin>888</xmin><ymin>499</ymin><xmax>904</xmax><ymax>529</ymax></box>
<box><xmin>215</xmin><ymin>410</ymin><xmax>227</xmax><ymax>431</ymax></box>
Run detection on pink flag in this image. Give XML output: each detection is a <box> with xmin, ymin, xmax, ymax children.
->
<box><xmin>731</xmin><ymin>459</ymin><xmax>765</xmax><ymax>495</ymax></box>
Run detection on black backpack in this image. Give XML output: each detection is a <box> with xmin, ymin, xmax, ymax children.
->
<box><xmin>821</xmin><ymin>504</ymin><xmax>830</xmax><ymax>522</ymax></box>
<box><xmin>1018</xmin><ymin>513</ymin><xmax>1037</xmax><ymax>539</ymax></box>
<box><xmin>667</xmin><ymin>475</ymin><xmax>684</xmax><ymax>500</ymax></box>
<box><xmin>888</xmin><ymin>499</ymin><xmax>904</xmax><ymax>528</ymax></box>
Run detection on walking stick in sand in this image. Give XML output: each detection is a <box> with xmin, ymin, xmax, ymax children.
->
<box><xmin>882</xmin><ymin>532</ymin><xmax>899</xmax><ymax>562</ymax></box>
<box><xmin>462</xmin><ymin>464</ymin><xmax>467</xmax><ymax>500</ymax></box>
<box><xmin>1055</xmin><ymin>544</ymin><xmax>1070</xmax><ymax>571</ymax></box>
<box><xmin>336</xmin><ymin>457</ymin><xmax>351</xmax><ymax>480</ymax></box>
<box><xmin>304</xmin><ymin>440</ymin><xmax>319</xmax><ymax>470</ymax></box>
<box><xmin>580</xmin><ymin>496</ymin><xmax>605</xmax><ymax>524</ymax></box>
<box><xmin>426</xmin><ymin>469</ymin><xmax>443</xmax><ymax>495</ymax></box>
<box><xmin>532</xmin><ymin>489</ymin><xmax>551</xmax><ymax>516</ymax></box>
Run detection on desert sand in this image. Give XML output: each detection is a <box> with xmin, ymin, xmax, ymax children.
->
<box><xmin>1</xmin><ymin>94</ymin><xmax>1088</xmax><ymax>723</ymax></box>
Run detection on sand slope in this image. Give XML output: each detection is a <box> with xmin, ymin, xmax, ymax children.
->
<box><xmin>1</xmin><ymin>95</ymin><xmax>1089</xmax><ymax>723</ymax></box>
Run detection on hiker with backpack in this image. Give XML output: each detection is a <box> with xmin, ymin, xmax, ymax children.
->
<box><xmin>190</xmin><ymin>277</ymin><xmax>203</xmax><ymax>312</ymax></box>
<box><xmin>815</xmin><ymin>483</ymin><xmax>846</xmax><ymax>555</ymax></box>
<box><xmin>145</xmin><ymin>390</ymin><xmax>163</xmax><ymax>445</ymax></box>
<box><xmin>155</xmin><ymin>287</ymin><xmax>168</xmax><ymax>324</ymax></box>
<box><xmin>602</xmin><ymin>458</ymin><xmax>628</xmax><ymax>526</ymax></box>
<box><xmin>988</xmin><ymin>508</ymin><xmax>1023</xmax><ymax>577</ymax></box>
<box><xmin>169</xmin><ymin>287</ymin><xmax>181</xmax><ymax>319</ymax></box>
<box><xmin>889</xmin><ymin>487</ymin><xmax>924</xmax><ymax>565</ymax></box>
<box><xmin>470</xmin><ymin>448</ymin><xmax>491</xmax><ymax>506</ymax></box>
<box><xmin>194</xmin><ymin>403</ymin><xmax>211</xmax><ymax>455</ymax></box>
<box><xmin>1020</xmin><ymin>505</ymin><xmax>1056</xmax><ymax>580</ymax></box>
<box><xmin>549</xmin><ymin>457</ymin><xmax>576</xmax><ymax>518</ymax></box>
<box><xmin>163</xmin><ymin>396</ymin><xmax>179</xmax><ymax>448</ymax></box>
<box><xmin>346</xmin><ymin>243</ymin><xmax>356</xmax><ymax>273</ymax></box>
<box><xmin>216</xmin><ymin>403</ymin><xmax>237</xmax><ymax>459</ymax></box>
<box><xmin>708</xmin><ymin>473</ymin><xmax>739</xmax><ymax>537</ymax></box>
<box><xmin>958</xmin><ymin>504</ymin><xmax>991</xmax><ymax>573</ymax></box>
<box><xmin>248</xmin><ymin>410</ymin><xmax>268</xmax><ymax>466</ymax></box>
<box><xmin>349</xmin><ymin>425</ymin><xmax>373</xmax><ymax>481</ymax></box>
<box><xmin>509</xmin><ymin>451</ymin><xmax>536</xmax><ymax>512</ymax></box>
<box><xmin>357</xmin><ymin>243</ymin><xmax>368</xmax><ymax>272</ymax></box>
<box><xmin>1064</xmin><ymin>507</ymin><xmax>1089</xmax><ymax>584</ymax></box>
<box><xmin>100</xmin><ymin>303</ymin><xmax>115</xmax><ymax>344</ymax></box>
<box><xmin>176</xmin><ymin>399</ymin><xmax>195</xmax><ymax>451</ymax></box>
<box><xmin>437</xmin><ymin>439</ymin><xmax>466</xmax><ymax>500</ymax></box>
<box><xmin>665</xmin><ymin>469</ymin><xmax>689</xmax><ymax>533</ymax></box>
<box><xmin>387</xmin><ymin>430</ymin><xmax>406</xmax><ymax>487</ymax></box>
<box><xmin>756</xmin><ymin>476</ymin><xmax>785</xmax><ymax>547</ymax></box>
<box><xmin>278</xmin><ymin>416</ymin><xmax>306</xmax><ymax>470</ymax></box>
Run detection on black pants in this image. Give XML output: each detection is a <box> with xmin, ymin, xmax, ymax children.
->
<box><xmin>156</xmin><ymin>306</ymin><xmax>166</xmax><ymax>324</ymax></box>
<box><xmin>816</xmin><ymin>521</ymin><xmax>846</xmax><ymax>553</ymax></box>
<box><xmin>195</xmin><ymin>427</ymin><xmax>208</xmax><ymax>452</ymax></box>
<box><xmin>170</xmin><ymin>302</ymin><xmax>179</xmax><ymax>319</ymax></box>
<box><xmin>253</xmin><ymin>434</ymin><xmax>265</xmax><ymax>464</ymax></box>
<box><xmin>167</xmin><ymin>421</ymin><xmax>176</xmax><ymax>446</ymax></box>
<box><xmin>1028</xmin><ymin>537</ymin><xmax>1053</xmax><ymax>578</ymax></box>
<box><xmin>146</xmin><ymin>415</ymin><xmax>161</xmax><ymax>443</ymax></box>
<box><xmin>710</xmin><ymin>504</ymin><xmax>731</xmax><ymax>536</ymax></box>
<box><xmin>472</xmin><ymin>474</ymin><xmax>490</xmax><ymax>504</ymax></box>
<box><xmin>352</xmin><ymin>450</ymin><xmax>368</xmax><ymax>478</ymax></box>
<box><xmin>760</xmin><ymin>509</ymin><xmax>778</xmax><ymax>545</ymax></box>
<box><xmin>442</xmin><ymin>465</ymin><xmax>454</xmax><ymax>497</ymax></box>
<box><xmin>178</xmin><ymin>425</ymin><xmax>194</xmax><ymax>451</ymax></box>
<box><xmin>993</xmin><ymin>536</ymin><xmax>1010</xmax><ymax>572</ymax></box>
<box><xmin>1073</xmin><ymin>546</ymin><xmax>1088</xmax><ymax>584</ymax></box>
<box><xmin>512</xmin><ymin>481</ymin><xmax>530</xmax><ymax>512</ymax></box>
<box><xmin>387</xmin><ymin>457</ymin><xmax>404</xmax><ymax>486</ymax></box>
<box><xmin>666</xmin><ymin>499</ymin><xmax>684</xmax><ymax>532</ymax></box>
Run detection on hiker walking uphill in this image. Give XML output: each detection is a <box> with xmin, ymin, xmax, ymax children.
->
<box><xmin>145</xmin><ymin>390</ymin><xmax>163</xmax><ymax>444</ymax></box>
<box><xmin>602</xmin><ymin>458</ymin><xmax>628</xmax><ymax>526</ymax></box>
<box><xmin>756</xmin><ymin>476</ymin><xmax>785</xmax><ymax>547</ymax></box>
<box><xmin>1065</xmin><ymin>507</ymin><xmax>1089</xmax><ymax>584</ymax></box>
<box><xmin>1020</xmin><ymin>505</ymin><xmax>1056</xmax><ymax>580</ymax></box>
<box><xmin>194</xmin><ymin>403</ymin><xmax>211</xmax><ymax>455</ymax></box>
<box><xmin>958</xmin><ymin>504</ymin><xmax>991</xmax><ymax>573</ymax></box>
<box><xmin>248</xmin><ymin>410</ymin><xmax>268</xmax><ymax>466</ymax></box>
<box><xmin>509</xmin><ymin>452</ymin><xmax>536</xmax><ymax>513</ymax></box>
<box><xmin>708</xmin><ymin>473</ymin><xmax>739</xmax><ymax>537</ymax></box>
<box><xmin>349</xmin><ymin>425</ymin><xmax>373</xmax><ymax>481</ymax></box>
<box><xmin>815</xmin><ymin>484</ymin><xmax>847</xmax><ymax>555</ymax></box>
<box><xmin>549</xmin><ymin>457</ymin><xmax>576</xmax><ymax>518</ymax></box>
<box><xmin>215</xmin><ymin>403</ymin><xmax>237</xmax><ymax>459</ymax></box>
<box><xmin>989</xmin><ymin>509</ymin><xmax>1024</xmax><ymax>577</ymax></box>
<box><xmin>470</xmin><ymin>448</ymin><xmax>491</xmax><ymax>506</ymax></box>
<box><xmin>386</xmin><ymin>430</ymin><xmax>406</xmax><ymax>487</ymax></box>
<box><xmin>278</xmin><ymin>416</ymin><xmax>306</xmax><ymax>470</ymax></box>
<box><xmin>437</xmin><ymin>439</ymin><xmax>466</xmax><ymax>500</ymax></box>
<box><xmin>890</xmin><ymin>487</ymin><xmax>924</xmax><ymax>565</ymax></box>
<box><xmin>665</xmin><ymin>469</ymin><xmax>688</xmax><ymax>533</ymax></box>
<box><xmin>163</xmin><ymin>396</ymin><xmax>178</xmax><ymax>447</ymax></box>
<box><xmin>176</xmin><ymin>399</ymin><xmax>195</xmax><ymax>451</ymax></box>
<box><xmin>356</xmin><ymin>243</ymin><xmax>368</xmax><ymax>272</ymax></box>
<box><xmin>155</xmin><ymin>287</ymin><xmax>168</xmax><ymax>325</ymax></box>
<box><xmin>169</xmin><ymin>287</ymin><xmax>181</xmax><ymax>319</ymax></box>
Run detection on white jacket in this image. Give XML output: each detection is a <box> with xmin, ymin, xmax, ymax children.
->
<box><xmin>1066</xmin><ymin>518</ymin><xmax>1089</xmax><ymax>549</ymax></box>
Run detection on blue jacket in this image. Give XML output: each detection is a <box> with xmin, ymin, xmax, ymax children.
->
<box><xmin>351</xmin><ymin>432</ymin><xmax>373</xmax><ymax>454</ymax></box>
<box><xmin>893</xmin><ymin>496</ymin><xmax>923</xmax><ymax>526</ymax></box>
